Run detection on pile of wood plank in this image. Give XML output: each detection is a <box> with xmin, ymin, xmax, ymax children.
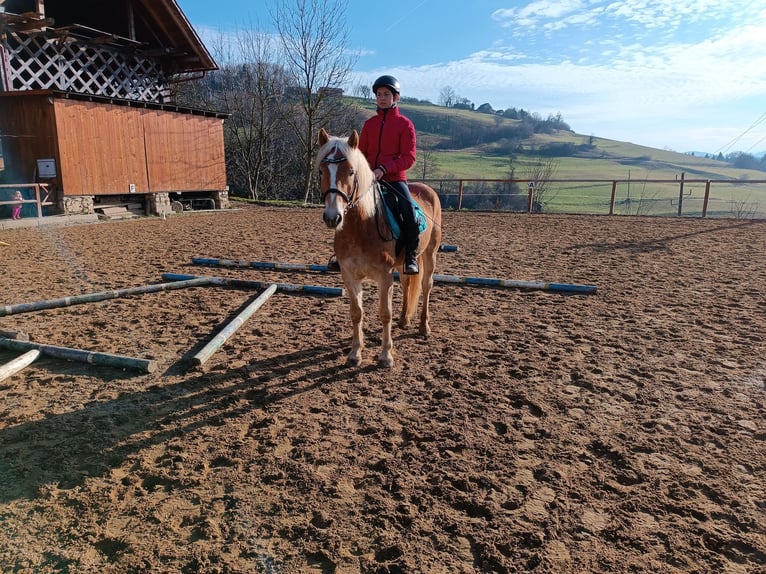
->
<box><xmin>94</xmin><ymin>202</ymin><xmax>145</xmax><ymax>220</ymax></box>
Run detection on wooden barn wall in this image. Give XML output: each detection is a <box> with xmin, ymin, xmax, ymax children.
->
<box><xmin>53</xmin><ymin>99</ymin><xmax>226</xmax><ymax>196</ymax></box>
<box><xmin>54</xmin><ymin>99</ymin><xmax>149</xmax><ymax>196</ymax></box>
<box><xmin>0</xmin><ymin>95</ymin><xmax>60</xmax><ymax>184</ymax></box>
<box><xmin>142</xmin><ymin>110</ymin><xmax>227</xmax><ymax>192</ymax></box>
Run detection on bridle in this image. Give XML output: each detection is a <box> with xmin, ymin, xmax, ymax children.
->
<box><xmin>320</xmin><ymin>154</ymin><xmax>361</xmax><ymax>209</ymax></box>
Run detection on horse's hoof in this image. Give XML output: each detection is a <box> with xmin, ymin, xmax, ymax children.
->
<box><xmin>346</xmin><ymin>354</ymin><xmax>362</xmax><ymax>367</ymax></box>
<box><xmin>378</xmin><ymin>354</ymin><xmax>394</xmax><ymax>368</ymax></box>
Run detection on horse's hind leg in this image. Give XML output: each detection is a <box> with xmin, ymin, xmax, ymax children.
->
<box><xmin>345</xmin><ymin>280</ymin><xmax>365</xmax><ymax>366</ymax></box>
<box><xmin>418</xmin><ymin>244</ymin><xmax>439</xmax><ymax>336</ymax></box>
<box><xmin>398</xmin><ymin>274</ymin><xmax>413</xmax><ymax>328</ymax></box>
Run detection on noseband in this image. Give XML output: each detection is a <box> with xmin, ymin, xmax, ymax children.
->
<box><xmin>320</xmin><ymin>155</ymin><xmax>359</xmax><ymax>206</ymax></box>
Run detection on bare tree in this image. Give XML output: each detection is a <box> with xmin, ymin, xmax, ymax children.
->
<box><xmin>271</xmin><ymin>0</ymin><xmax>356</xmax><ymax>203</ymax></box>
<box><xmin>438</xmin><ymin>85</ymin><xmax>456</xmax><ymax>108</ymax></box>
<box><xmin>353</xmin><ymin>83</ymin><xmax>370</xmax><ymax>99</ymax></box>
<box><xmin>413</xmin><ymin>147</ymin><xmax>438</xmax><ymax>181</ymax></box>
<box><xmin>173</xmin><ymin>26</ymin><xmax>292</xmax><ymax>200</ymax></box>
<box><xmin>521</xmin><ymin>156</ymin><xmax>560</xmax><ymax>212</ymax></box>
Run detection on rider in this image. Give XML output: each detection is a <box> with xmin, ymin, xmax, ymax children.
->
<box><xmin>326</xmin><ymin>75</ymin><xmax>421</xmax><ymax>274</ymax></box>
<box><xmin>360</xmin><ymin>75</ymin><xmax>421</xmax><ymax>274</ymax></box>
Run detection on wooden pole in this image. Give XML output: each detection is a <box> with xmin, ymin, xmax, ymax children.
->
<box><xmin>0</xmin><ymin>329</ymin><xmax>30</xmax><ymax>341</ymax></box>
<box><xmin>0</xmin><ymin>337</ymin><xmax>157</xmax><ymax>373</ymax></box>
<box><xmin>189</xmin><ymin>260</ymin><xmax>595</xmax><ymax>294</ymax></box>
<box><xmin>608</xmin><ymin>181</ymin><xmax>617</xmax><ymax>215</ymax></box>
<box><xmin>192</xmin><ymin>284</ymin><xmax>277</xmax><ymax>366</ymax></box>
<box><xmin>192</xmin><ymin>258</ymin><xmax>331</xmax><ymax>272</ymax></box>
<box><xmin>397</xmin><ymin>272</ymin><xmax>597</xmax><ymax>294</ymax></box>
<box><xmin>162</xmin><ymin>273</ymin><xmax>345</xmax><ymax>297</ymax></box>
<box><xmin>677</xmin><ymin>172</ymin><xmax>685</xmax><ymax>216</ymax></box>
<box><xmin>702</xmin><ymin>180</ymin><xmax>711</xmax><ymax>218</ymax></box>
<box><xmin>0</xmin><ymin>277</ymin><xmax>213</xmax><ymax>317</ymax></box>
<box><xmin>0</xmin><ymin>350</ymin><xmax>40</xmax><ymax>382</ymax></box>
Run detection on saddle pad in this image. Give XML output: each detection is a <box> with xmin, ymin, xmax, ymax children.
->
<box><xmin>382</xmin><ymin>191</ymin><xmax>428</xmax><ymax>240</ymax></box>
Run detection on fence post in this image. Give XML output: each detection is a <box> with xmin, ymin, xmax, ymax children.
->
<box><xmin>677</xmin><ymin>172</ymin><xmax>685</xmax><ymax>216</ymax></box>
<box><xmin>457</xmin><ymin>180</ymin><xmax>464</xmax><ymax>210</ymax></box>
<box><xmin>701</xmin><ymin>180</ymin><xmax>711</xmax><ymax>218</ymax></box>
<box><xmin>527</xmin><ymin>182</ymin><xmax>534</xmax><ymax>213</ymax></box>
<box><xmin>35</xmin><ymin>184</ymin><xmax>43</xmax><ymax>219</ymax></box>
<box><xmin>609</xmin><ymin>181</ymin><xmax>617</xmax><ymax>215</ymax></box>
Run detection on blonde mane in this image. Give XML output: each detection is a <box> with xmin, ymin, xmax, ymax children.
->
<box><xmin>316</xmin><ymin>134</ymin><xmax>377</xmax><ymax>219</ymax></box>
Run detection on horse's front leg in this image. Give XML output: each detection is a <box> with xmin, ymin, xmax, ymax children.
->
<box><xmin>344</xmin><ymin>278</ymin><xmax>365</xmax><ymax>366</ymax></box>
<box><xmin>378</xmin><ymin>274</ymin><xmax>395</xmax><ymax>368</ymax></box>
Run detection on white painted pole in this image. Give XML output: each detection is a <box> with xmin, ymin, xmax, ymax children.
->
<box><xmin>192</xmin><ymin>283</ymin><xmax>278</xmax><ymax>367</ymax></box>
<box><xmin>0</xmin><ymin>349</ymin><xmax>40</xmax><ymax>382</ymax></box>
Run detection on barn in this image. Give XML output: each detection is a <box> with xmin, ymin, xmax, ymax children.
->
<box><xmin>0</xmin><ymin>0</ymin><xmax>228</xmax><ymax>216</ymax></box>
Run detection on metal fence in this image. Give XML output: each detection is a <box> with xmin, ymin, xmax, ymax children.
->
<box><xmin>417</xmin><ymin>175</ymin><xmax>766</xmax><ymax>219</ymax></box>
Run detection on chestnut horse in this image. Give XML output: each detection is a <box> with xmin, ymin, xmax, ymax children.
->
<box><xmin>317</xmin><ymin>128</ymin><xmax>442</xmax><ymax>367</ymax></box>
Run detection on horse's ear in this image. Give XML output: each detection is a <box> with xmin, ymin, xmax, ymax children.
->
<box><xmin>348</xmin><ymin>130</ymin><xmax>359</xmax><ymax>149</ymax></box>
<box><xmin>318</xmin><ymin>128</ymin><xmax>330</xmax><ymax>145</ymax></box>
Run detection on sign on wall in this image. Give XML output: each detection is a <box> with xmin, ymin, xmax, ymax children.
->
<box><xmin>37</xmin><ymin>158</ymin><xmax>56</xmax><ymax>178</ymax></box>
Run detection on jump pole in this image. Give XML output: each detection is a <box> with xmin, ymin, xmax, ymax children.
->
<box><xmin>0</xmin><ymin>349</ymin><xmax>40</xmax><ymax>382</ymax></box>
<box><xmin>404</xmin><ymin>273</ymin><xmax>598</xmax><ymax>294</ymax></box>
<box><xmin>190</xmin><ymin>259</ymin><xmax>596</xmax><ymax>294</ymax></box>
<box><xmin>162</xmin><ymin>273</ymin><xmax>344</xmax><ymax>297</ymax></box>
<box><xmin>192</xmin><ymin>257</ymin><xmax>331</xmax><ymax>272</ymax></box>
<box><xmin>0</xmin><ymin>277</ymin><xmax>214</xmax><ymax>317</ymax></box>
<box><xmin>192</xmin><ymin>284</ymin><xmax>278</xmax><ymax>367</ymax></box>
<box><xmin>0</xmin><ymin>329</ymin><xmax>30</xmax><ymax>342</ymax></box>
<box><xmin>0</xmin><ymin>337</ymin><xmax>157</xmax><ymax>373</ymax></box>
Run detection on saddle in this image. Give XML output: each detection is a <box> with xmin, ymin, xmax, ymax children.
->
<box><xmin>381</xmin><ymin>188</ymin><xmax>427</xmax><ymax>245</ymax></box>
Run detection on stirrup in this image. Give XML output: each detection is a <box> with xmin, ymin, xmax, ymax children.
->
<box><xmin>403</xmin><ymin>257</ymin><xmax>419</xmax><ymax>275</ymax></box>
<box><xmin>327</xmin><ymin>254</ymin><xmax>340</xmax><ymax>272</ymax></box>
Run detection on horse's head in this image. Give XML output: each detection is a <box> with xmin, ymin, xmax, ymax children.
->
<box><xmin>316</xmin><ymin>128</ymin><xmax>374</xmax><ymax>229</ymax></box>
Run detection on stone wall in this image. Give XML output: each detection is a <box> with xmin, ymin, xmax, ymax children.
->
<box><xmin>60</xmin><ymin>191</ymin><xmax>228</xmax><ymax>216</ymax></box>
<box><xmin>60</xmin><ymin>195</ymin><xmax>94</xmax><ymax>215</ymax></box>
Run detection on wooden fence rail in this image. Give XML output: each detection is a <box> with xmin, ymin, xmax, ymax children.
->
<box><xmin>415</xmin><ymin>175</ymin><xmax>766</xmax><ymax>218</ymax></box>
<box><xmin>0</xmin><ymin>183</ymin><xmax>53</xmax><ymax>220</ymax></box>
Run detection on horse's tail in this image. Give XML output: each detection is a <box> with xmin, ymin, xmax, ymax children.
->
<box><xmin>401</xmin><ymin>272</ymin><xmax>423</xmax><ymax>325</ymax></box>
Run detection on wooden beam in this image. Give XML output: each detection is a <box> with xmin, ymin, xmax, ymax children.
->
<box><xmin>0</xmin><ymin>349</ymin><xmax>40</xmax><ymax>382</ymax></box>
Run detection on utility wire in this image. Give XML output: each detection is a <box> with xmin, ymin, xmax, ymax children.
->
<box><xmin>716</xmin><ymin>111</ymin><xmax>766</xmax><ymax>155</ymax></box>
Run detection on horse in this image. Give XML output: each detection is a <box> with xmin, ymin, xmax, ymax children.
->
<box><xmin>316</xmin><ymin>128</ymin><xmax>442</xmax><ymax>368</ymax></box>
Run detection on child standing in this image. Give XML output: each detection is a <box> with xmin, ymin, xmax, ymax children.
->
<box><xmin>11</xmin><ymin>190</ymin><xmax>23</xmax><ymax>220</ymax></box>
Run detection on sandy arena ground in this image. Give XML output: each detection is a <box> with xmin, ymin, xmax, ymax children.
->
<box><xmin>0</xmin><ymin>207</ymin><xmax>764</xmax><ymax>573</ymax></box>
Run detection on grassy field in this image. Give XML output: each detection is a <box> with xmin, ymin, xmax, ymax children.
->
<box><xmin>355</xmin><ymin>99</ymin><xmax>766</xmax><ymax>218</ymax></box>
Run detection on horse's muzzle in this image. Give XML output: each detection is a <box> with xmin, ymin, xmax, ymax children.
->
<box><xmin>323</xmin><ymin>211</ymin><xmax>342</xmax><ymax>228</ymax></box>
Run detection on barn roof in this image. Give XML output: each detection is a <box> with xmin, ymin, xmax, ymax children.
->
<box><xmin>0</xmin><ymin>0</ymin><xmax>217</xmax><ymax>74</ymax></box>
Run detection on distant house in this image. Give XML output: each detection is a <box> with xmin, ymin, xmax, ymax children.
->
<box><xmin>0</xmin><ymin>0</ymin><xmax>228</xmax><ymax>215</ymax></box>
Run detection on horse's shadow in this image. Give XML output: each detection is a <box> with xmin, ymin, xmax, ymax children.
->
<box><xmin>0</xmin><ymin>344</ymin><xmax>368</xmax><ymax>503</ymax></box>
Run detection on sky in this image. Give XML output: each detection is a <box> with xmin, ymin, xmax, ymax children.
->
<box><xmin>178</xmin><ymin>0</ymin><xmax>766</xmax><ymax>155</ymax></box>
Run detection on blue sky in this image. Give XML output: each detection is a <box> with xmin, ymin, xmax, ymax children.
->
<box><xmin>179</xmin><ymin>0</ymin><xmax>766</xmax><ymax>154</ymax></box>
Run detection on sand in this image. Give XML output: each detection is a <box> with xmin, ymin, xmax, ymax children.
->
<box><xmin>0</xmin><ymin>207</ymin><xmax>764</xmax><ymax>573</ymax></box>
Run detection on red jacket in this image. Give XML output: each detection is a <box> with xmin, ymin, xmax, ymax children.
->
<box><xmin>359</xmin><ymin>106</ymin><xmax>416</xmax><ymax>182</ymax></box>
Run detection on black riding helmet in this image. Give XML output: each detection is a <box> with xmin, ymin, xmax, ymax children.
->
<box><xmin>372</xmin><ymin>75</ymin><xmax>400</xmax><ymax>95</ymax></box>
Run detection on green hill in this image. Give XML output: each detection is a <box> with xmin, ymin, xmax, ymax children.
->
<box><xmin>349</xmin><ymin>98</ymin><xmax>766</xmax><ymax>217</ymax></box>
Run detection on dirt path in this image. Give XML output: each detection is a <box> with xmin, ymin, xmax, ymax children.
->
<box><xmin>0</xmin><ymin>208</ymin><xmax>764</xmax><ymax>573</ymax></box>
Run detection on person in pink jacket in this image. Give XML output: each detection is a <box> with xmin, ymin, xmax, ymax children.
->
<box><xmin>359</xmin><ymin>75</ymin><xmax>421</xmax><ymax>274</ymax></box>
<box><xmin>328</xmin><ymin>75</ymin><xmax>422</xmax><ymax>275</ymax></box>
<box><xmin>11</xmin><ymin>190</ymin><xmax>23</xmax><ymax>220</ymax></box>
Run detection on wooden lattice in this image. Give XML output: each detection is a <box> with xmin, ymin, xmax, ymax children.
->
<box><xmin>3</xmin><ymin>30</ymin><xmax>170</xmax><ymax>102</ymax></box>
